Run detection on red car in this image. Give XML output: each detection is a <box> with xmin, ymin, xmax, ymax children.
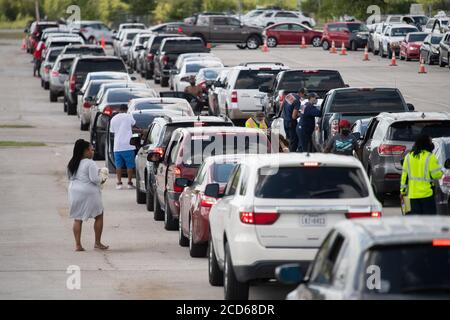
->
<box><xmin>321</xmin><ymin>21</ymin><xmax>369</xmax><ymax>51</ymax></box>
<box><xmin>262</xmin><ymin>22</ymin><xmax>323</xmax><ymax>48</ymax></box>
<box><xmin>151</xmin><ymin>127</ymin><xmax>270</xmax><ymax>231</ymax></box>
<box><xmin>400</xmin><ymin>32</ymin><xmax>428</xmax><ymax>61</ymax></box>
<box><xmin>177</xmin><ymin>155</ymin><xmax>240</xmax><ymax>257</ymax></box>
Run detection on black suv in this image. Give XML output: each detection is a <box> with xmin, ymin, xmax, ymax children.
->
<box><xmin>64</xmin><ymin>56</ymin><xmax>128</xmax><ymax>115</ymax></box>
<box><xmin>153</xmin><ymin>37</ymin><xmax>209</xmax><ymax>87</ymax></box>
<box><xmin>142</xmin><ymin>34</ymin><xmax>182</xmax><ymax>80</ymax></box>
<box><xmin>134</xmin><ymin>115</ymin><xmax>233</xmax><ymax>214</ymax></box>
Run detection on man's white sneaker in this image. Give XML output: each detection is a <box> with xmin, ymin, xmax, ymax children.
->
<box><xmin>127</xmin><ymin>183</ymin><xmax>135</xmax><ymax>190</ymax></box>
<box><xmin>116</xmin><ymin>183</ymin><xmax>123</xmax><ymax>190</ymax></box>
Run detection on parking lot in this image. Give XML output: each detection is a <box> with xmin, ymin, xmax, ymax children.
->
<box><xmin>1</xmin><ymin>33</ymin><xmax>449</xmax><ymax>300</ymax></box>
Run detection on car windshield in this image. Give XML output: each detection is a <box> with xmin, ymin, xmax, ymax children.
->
<box><xmin>431</xmin><ymin>36</ymin><xmax>443</xmax><ymax>44</ymax></box>
<box><xmin>347</xmin><ymin>23</ymin><xmax>368</xmax><ymax>32</ymax></box>
<box><xmin>183</xmin><ymin>133</ymin><xmax>269</xmax><ymax>167</ymax></box>
<box><xmin>255</xmin><ymin>166</ymin><xmax>369</xmax><ymax>199</ymax></box>
<box><xmin>278</xmin><ymin>71</ymin><xmax>345</xmax><ymax>93</ymax></box>
<box><xmin>163</xmin><ymin>40</ymin><xmax>205</xmax><ymax>52</ymax></box>
<box><xmin>388</xmin><ymin>121</ymin><xmax>450</xmax><ymax>141</ymax></box>
<box><xmin>64</xmin><ymin>47</ymin><xmax>105</xmax><ymax>55</ymax></box>
<box><xmin>213</xmin><ymin>163</ymin><xmax>237</xmax><ymax>183</ymax></box>
<box><xmin>133</xmin><ymin>113</ymin><xmax>164</xmax><ymax>129</ymax></box>
<box><xmin>162</xmin><ymin>122</ymin><xmax>233</xmax><ymax>146</ymax></box>
<box><xmin>107</xmin><ymin>91</ymin><xmax>154</xmax><ymax>103</ymax></box>
<box><xmin>76</xmin><ymin>60</ymin><xmax>126</xmax><ymax>73</ymax></box>
<box><xmin>391</xmin><ymin>27</ymin><xmax>417</xmax><ymax>36</ymax></box>
<box><xmin>330</xmin><ymin>90</ymin><xmax>405</xmax><ymax>113</ymax></box>
<box><xmin>234</xmin><ymin>70</ymin><xmax>281</xmax><ymax>90</ymax></box>
<box><xmin>409</xmin><ymin>34</ymin><xmax>427</xmax><ymax>42</ymax></box>
<box><xmin>201</xmin><ymin>69</ymin><xmax>219</xmax><ymax>80</ymax></box>
<box><xmin>442</xmin><ymin>20</ymin><xmax>449</xmax><ymax>26</ymax></box>
<box><xmin>363</xmin><ymin>244</ymin><xmax>450</xmax><ymax>295</ymax></box>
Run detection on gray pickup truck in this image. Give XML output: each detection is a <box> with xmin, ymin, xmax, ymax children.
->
<box><xmin>179</xmin><ymin>15</ymin><xmax>264</xmax><ymax>50</ymax></box>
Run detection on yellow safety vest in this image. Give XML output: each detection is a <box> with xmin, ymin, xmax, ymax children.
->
<box><xmin>400</xmin><ymin>150</ymin><xmax>444</xmax><ymax>199</ymax></box>
<box><xmin>245</xmin><ymin>117</ymin><xmax>268</xmax><ymax>130</ymax></box>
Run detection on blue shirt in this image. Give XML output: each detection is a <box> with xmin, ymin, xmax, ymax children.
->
<box><xmin>298</xmin><ymin>102</ymin><xmax>321</xmax><ymax>134</ymax></box>
<box><xmin>281</xmin><ymin>93</ymin><xmax>302</xmax><ymax>128</ymax></box>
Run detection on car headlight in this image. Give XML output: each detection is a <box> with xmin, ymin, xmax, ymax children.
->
<box><xmin>432</xmin><ymin>47</ymin><xmax>439</xmax><ymax>54</ymax></box>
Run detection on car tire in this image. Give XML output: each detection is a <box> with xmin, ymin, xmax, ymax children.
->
<box><xmin>379</xmin><ymin>44</ymin><xmax>385</xmax><ymax>57</ymax></box>
<box><xmin>208</xmin><ymin>236</ymin><xmax>224</xmax><ymax>286</ymax></box>
<box><xmin>350</xmin><ymin>41</ymin><xmax>357</xmax><ymax>51</ymax></box>
<box><xmin>178</xmin><ymin>216</ymin><xmax>189</xmax><ymax>247</ymax></box>
<box><xmin>224</xmin><ymin>242</ymin><xmax>249</xmax><ymax>300</ymax></box>
<box><xmin>439</xmin><ymin>55</ymin><xmax>445</xmax><ymax>67</ymax></box>
<box><xmin>88</xmin><ymin>37</ymin><xmax>96</xmax><ymax>44</ymax></box>
<box><xmin>63</xmin><ymin>97</ymin><xmax>68</xmax><ymax>113</ymax></box>
<box><xmin>189</xmin><ymin>217</ymin><xmax>207</xmax><ymax>258</ymax></box>
<box><xmin>236</xmin><ymin>44</ymin><xmax>247</xmax><ymax>50</ymax></box>
<box><xmin>448</xmin><ymin>55</ymin><xmax>450</xmax><ymax>69</ymax></box>
<box><xmin>322</xmin><ymin>40</ymin><xmax>330</xmax><ymax>51</ymax></box>
<box><xmin>146</xmin><ymin>184</ymin><xmax>154</xmax><ymax>212</ymax></box>
<box><xmin>164</xmin><ymin>194</ymin><xmax>178</xmax><ymax>231</ymax></box>
<box><xmin>145</xmin><ymin>70</ymin><xmax>152</xmax><ymax>80</ymax></box>
<box><xmin>49</xmin><ymin>91</ymin><xmax>58</xmax><ymax>102</ymax></box>
<box><xmin>153</xmin><ymin>192</ymin><xmax>165</xmax><ymax>221</ymax></box>
<box><xmin>80</xmin><ymin>121</ymin><xmax>89</xmax><ymax>131</ymax></box>
<box><xmin>154</xmin><ymin>74</ymin><xmax>160</xmax><ymax>84</ymax></box>
<box><xmin>311</xmin><ymin>36</ymin><xmax>321</xmax><ymax>47</ymax></box>
<box><xmin>67</xmin><ymin>101</ymin><xmax>77</xmax><ymax>116</ymax></box>
<box><xmin>266</xmin><ymin>37</ymin><xmax>277</xmax><ymax>48</ymax></box>
<box><xmin>105</xmin><ymin>143</ymin><xmax>115</xmax><ymax>174</ymax></box>
<box><xmin>427</xmin><ymin>53</ymin><xmax>433</xmax><ymax>65</ymax></box>
<box><xmin>44</xmin><ymin>81</ymin><xmax>50</xmax><ymax>90</ymax></box>
<box><xmin>136</xmin><ymin>174</ymin><xmax>146</xmax><ymax>205</ymax></box>
<box><xmin>161</xmin><ymin>76</ymin><xmax>169</xmax><ymax>87</ymax></box>
<box><xmin>387</xmin><ymin>47</ymin><xmax>392</xmax><ymax>59</ymax></box>
<box><xmin>246</xmin><ymin>35</ymin><xmax>260</xmax><ymax>50</ymax></box>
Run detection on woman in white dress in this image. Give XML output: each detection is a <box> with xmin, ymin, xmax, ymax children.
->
<box><xmin>68</xmin><ymin>139</ymin><xmax>109</xmax><ymax>252</ymax></box>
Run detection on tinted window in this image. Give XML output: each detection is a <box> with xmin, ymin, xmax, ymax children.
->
<box><xmin>413</xmin><ymin>16</ymin><xmax>428</xmax><ymax>25</ymax></box>
<box><xmin>162</xmin><ymin>40</ymin><xmax>205</xmax><ymax>52</ymax></box>
<box><xmin>278</xmin><ymin>71</ymin><xmax>345</xmax><ymax>94</ymax></box>
<box><xmin>133</xmin><ymin>113</ymin><xmax>161</xmax><ymax>129</ymax></box>
<box><xmin>391</xmin><ymin>27</ymin><xmax>417</xmax><ymax>36</ymax></box>
<box><xmin>408</xmin><ymin>34</ymin><xmax>427</xmax><ymax>42</ymax></box>
<box><xmin>59</xmin><ymin>59</ymin><xmax>74</xmax><ymax>74</ymax></box>
<box><xmin>86</xmin><ymin>82</ymin><xmax>103</xmax><ymax>97</ymax></box>
<box><xmin>51</xmin><ymin>41</ymin><xmax>82</xmax><ymax>47</ymax></box>
<box><xmin>162</xmin><ymin>122</ymin><xmax>233</xmax><ymax>146</ymax></box>
<box><xmin>126</xmin><ymin>32</ymin><xmax>138</xmax><ymax>40</ymax></box>
<box><xmin>186</xmin><ymin>63</ymin><xmax>221</xmax><ymax>73</ymax></box>
<box><xmin>234</xmin><ymin>70</ymin><xmax>280</xmax><ymax>90</ymax></box>
<box><xmin>330</xmin><ymin>90</ymin><xmax>405</xmax><ymax>113</ymax></box>
<box><xmin>273</xmin><ymin>24</ymin><xmax>290</xmax><ymax>30</ymax></box>
<box><xmin>134</xmin><ymin>103</ymin><xmax>192</xmax><ymax>115</ymax></box>
<box><xmin>107</xmin><ymin>91</ymin><xmax>154</xmax><ymax>103</ymax></box>
<box><xmin>347</xmin><ymin>23</ymin><xmax>368</xmax><ymax>32</ymax></box>
<box><xmin>48</xmin><ymin>49</ymin><xmax>63</xmax><ymax>62</ymax></box>
<box><xmin>255</xmin><ymin>166</ymin><xmax>369</xmax><ymax>199</ymax></box>
<box><xmin>64</xmin><ymin>47</ymin><xmax>105</xmax><ymax>55</ymax></box>
<box><xmin>431</xmin><ymin>36</ymin><xmax>443</xmax><ymax>44</ymax></box>
<box><xmin>201</xmin><ymin>69</ymin><xmax>219</xmax><ymax>80</ymax></box>
<box><xmin>363</xmin><ymin>244</ymin><xmax>450</xmax><ymax>295</ymax></box>
<box><xmin>388</xmin><ymin>121</ymin><xmax>450</xmax><ymax>141</ymax></box>
<box><xmin>212</xmin><ymin>163</ymin><xmax>237</xmax><ymax>183</ymax></box>
<box><xmin>76</xmin><ymin>60</ymin><xmax>126</xmax><ymax>73</ymax></box>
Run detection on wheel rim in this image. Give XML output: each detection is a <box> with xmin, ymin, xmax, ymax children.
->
<box><xmin>312</xmin><ymin>37</ymin><xmax>321</xmax><ymax>47</ymax></box>
<box><xmin>247</xmin><ymin>38</ymin><xmax>258</xmax><ymax>49</ymax></box>
<box><xmin>208</xmin><ymin>241</ymin><xmax>213</xmax><ymax>275</ymax></box>
<box><xmin>224</xmin><ymin>251</ymin><xmax>229</xmax><ymax>291</ymax></box>
<box><xmin>267</xmin><ymin>38</ymin><xmax>276</xmax><ymax>47</ymax></box>
<box><xmin>189</xmin><ymin>218</ymin><xmax>193</xmax><ymax>250</ymax></box>
<box><xmin>323</xmin><ymin>42</ymin><xmax>329</xmax><ymax>50</ymax></box>
<box><xmin>178</xmin><ymin>216</ymin><xmax>183</xmax><ymax>240</ymax></box>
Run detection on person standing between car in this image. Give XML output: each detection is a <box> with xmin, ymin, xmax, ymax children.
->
<box><xmin>400</xmin><ymin>134</ymin><xmax>444</xmax><ymax>215</ymax></box>
<box><xmin>324</xmin><ymin>119</ymin><xmax>358</xmax><ymax>155</ymax></box>
<box><xmin>281</xmin><ymin>88</ymin><xmax>308</xmax><ymax>152</ymax></box>
<box><xmin>295</xmin><ymin>92</ymin><xmax>321</xmax><ymax>153</ymax></box>
<box><xmin>67</xmin><ymin>139</ymin><xmax>109</xmax><ymax>252</ymax></box>
<box><xmin>33</xmin><ymin>41</ymin><xmax>45</xmax><ymax>77</ymax></box>
<box><xmin>184</xmin><ymin>76</ymin><xmax>204</xmax><ymax>114</ymax></box>
<box><xmin>109</xmin><ymin>105</ymin><xmax>137</xmax><ymax>190</ymax></box>
<box><xmin>245</xmin><ymin>111</ymin><xmax>269</xmax><ymax>130</ymax></box>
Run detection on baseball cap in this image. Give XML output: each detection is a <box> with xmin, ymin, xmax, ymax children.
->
<box><xmin>307</xmin><ymin>92</ymin><xmax>319</xmax><ymax>99</ymax></box>
<box><xmin>339</xmin><ymin>119</ymin><xmax>351</xmax><ymax>128</ymax></box>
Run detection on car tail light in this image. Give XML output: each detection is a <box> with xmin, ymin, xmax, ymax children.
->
<box><xmin>303</xmin><ymin>162</ymin><xmax>320</xmax><ymax>167</ymax></box>
<box><xmin>442</xmin><ymin>175</ymin><xmax>450</xmax><ymax>185</ymax></box>
<box><xmin>231</xmin><ymin>91</ymin><xmax>238</xmax><ymax>103</ymax></box>
<box><xmin>80</xmin><ymin>28</ymin><xmax>87</xmax><ymax>33</ymax></box>
<box><xmin>51</xmin><ymin>70</ymin><xmax>59</xmax><ymax>77</ymax></box>
<box><xmin>154</xmin><ymin>147</ymin><xmax>165</xmax><ymax>157</ymax></box>
<box><xmin>240</xmin><ymin>211</ymin><xmax>279</xmax><ymax>225</ymax></box>
<box><xmin>173</xmin><ymin>166</ymin><xmax>185</xmax><ymax>192</ymax></box>
<box><xmin>378</xmin><ymin>144</ymin><xmax>406</xmax><ymax>156</ymax></box>
<box><xmin>345</xmin><ymin>211</ymin><xmax>382</xmax><ymax>219</ymax></box>
<box><xmin>103</xmin><ymin>106</ymin><xmax>113</xmax><ymax>116</ymax></box>
<box><xmin>162</xmin><ymin>54</ymin><xmax>169</xmax><ymax>65</ymax></box>
<box><xmin>433</xmin><ymin>239</ymin><xmax>450</xmax><ymax>246</ymax></box>
<box><xmin>69</xmin><ymin>75</ymin><xmax>76</xmax><ymax>92</ymax></box>
<box><xmin>147</xmin><ymin>53</ymin><xmax>154</xmax><ymax>61</ymax></box>
<box><xmin>331</xmin><ymin>119</ymin><xmax>339</xmax><ymax>136</ymax></box>
<box><xmin>385</xmin><ymin>173</ymin><xmax>401</xmax><ymax>179</ymax></box>
<box><xmin>177</xmin><ymin>27</ymin><xmax>183</xmax><ymax>33</ymax></box>
<box><xmin>83</xmin><ymin>101</ymin><xmax>92</xmax><ymax>109</ymax></box>
<box><xmin>200</xmin><ymin>194</ymin><xmax>217</xmax><ymax>208</ymax></box>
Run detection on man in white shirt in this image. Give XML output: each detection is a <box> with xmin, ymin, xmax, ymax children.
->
<box><xmin>109</xmin><ymin>105</ymin><xmax>137</xmax><ymax>190</ymax></box>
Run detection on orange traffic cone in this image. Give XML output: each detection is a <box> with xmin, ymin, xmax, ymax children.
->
<box><xmin>101</xmin><ymin>36</ymin><xmax>105</xmax><ymax>49</ymax></box>
<box><xmin>390</xmin><ymin>53</ymin><xmax>397</xmax><ymax>66</ymax></box>
<box><xmin>330</xmin><ymin>40</ymin><xmax>337</xmax><ymax>54</ymax></box>
<box><xmin>339</xmin><ymin>42</ymin><xmax>347</xmax><ymax>55</ymax></box>
<box><xmin>21</xmin><ymin>36</ymin><xmax>26</xmax><ymax>50</ymax></box>
<box><xmin>261</xmin><ymin>39</ymin><xmax>269</xmax><ymax>52</ymax></box>
<box><xmin>300</xmin><ymin>36</ymin><xmax>306</xmax><ymax>49</ymax></box>
<box><xmin>363</xmin><ymin>46</ymin><xmax>369</xmax><ymax>61</ymax></box>
<box><xmin>418</xmin><ymin>58</ymin><xmax>427</xmax><ymax>74</ymax></box>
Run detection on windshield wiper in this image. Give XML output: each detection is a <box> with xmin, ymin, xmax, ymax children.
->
<box><xmin>309</xmin><ymin>188</ymin><xmax>340</xmax><ymax>197</ymax></box>
<box><xmin>401</xmin><ymin>285</ymin><xmax>450</xmax><ymax>294</ymax></box>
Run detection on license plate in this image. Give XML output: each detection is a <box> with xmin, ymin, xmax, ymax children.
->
<box><xmin>301</xmin><ymin>214</ymin><xmax>327</xmax><ymax>227</ymax></box>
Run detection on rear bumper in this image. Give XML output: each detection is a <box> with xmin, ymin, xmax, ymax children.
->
<box><xmin>234</xmin><ymin>260</ymin><xmax>312</xmax><ymax>283</ymax></box>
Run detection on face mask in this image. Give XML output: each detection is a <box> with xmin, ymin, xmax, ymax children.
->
<box><xmin>342</xmin><ymin>129</ymin><xmax>350</xmax><ymax>135</ymax></box>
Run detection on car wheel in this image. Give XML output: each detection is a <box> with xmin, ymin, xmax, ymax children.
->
<box><xmin>80</xmin><ymin>121</ymin><xmax>89</xmax><ymax>131</ymax></box>
<box><xmin>146</xmin><ymin>184</ymin><xmax>154</xmax><ymax>212</ymax></box>
<box><xmin>153</xmin><ymin>192</ymin><xmax>164</xmax><ymax>221</ymax></box>
<box><xmin>49</xmin><ymin>90</ymin><xmax>58</xmax><ymax>102</ymax></box>
<box><xmin>439</xmin><ymin>55</ymin><xmax>445</xmax><ymax>67</ymax></box>
<box><xmin>266</xmin><ymin>37</ymin><xmax>277</xmax><ymax>48</ymax></box>
<box><xmin>178</xmin><ymin>216</ymin><xmax>189</xmax><ymax>247</ymax></box>
<box><xmin>322</xmin><ymin>40</ymin><xmax>330</xmax><ymax>51</ymax></box>
<box><xmin>311</xmin><ymin>36</ymin><xmax>321</xmax><ymax>48</ymax></box>
<box><xmin>164</xmin><ymin>194</ymin><xmax>178</xmax><ymax>231</ymax></box>
<box><xmin>154</xmin><ymin>74</ymin><xmax>160</xmax><ymax>84</ymax></box>
<box><xmin>350</xmin><ymin>41</ymin><xmax>357</xmax><ymax>51</ymax></box>
<box><xmin>63</xmin><ymin>97</ymin><xmax>68</xmax><ymax>113</ymax></box>
<box><xmin>67</xmin><ymin>101</ymin><xmax>77</xmax><ymax>116</ymax></box>
<box><xmin>88</xmin><ymin>37</ymin><xmax>96</xmax><ymax>44</ymax></box>
<box><xmin>135</xmin><ymin>175</ymin><xmax>146</xmax><ymax>204</ymax></box>
<box><xmin>448</xmin><ymin>55</ymin><xmax>450</xmax><ymax>69</ymax></box>
<box><xmin>387</xmin><ymin>47</ymin><xmax>392</xmax><ymax>59</ymax></box>
<box><xmin>189</xmin><ymin>217</ymin><xmax>207</xmax><ymax>258</ymax></box>
<box><xmin>208</xmin><ymin>236</ymin><xmax>224</xmax><ymax>286</ymax></box>
<box><xmin>160</xmin><ymin>76</ymin><xmax>169</xmax><ymax>87</ymax></box>
<box><xmin>379</xmin><ymin>44</ymin><xmax>384</xmax><ymax>57</ymax></box>
<box><xmin>236</xmin><ymin>44</ymin><xmax>247</xmax><ymax>50</ymax></box>
<box><xmin>427</xmin><ymin>53</ymin><xmax>433</xmax><ymax>65</ymax></box>
<box><xmin>44</xmin><ymin>81</ymin><xmax>50</xmax><ymax>90</ymax></box>
<box><xmin>224</xmin><ymin>242</ymin><xmax>249</xmax><ymax>300</ymax></box>
<box><xmin>246</xmin><ymin>35</ymin><xmax>260</xmax><ymax>50</ymax></box>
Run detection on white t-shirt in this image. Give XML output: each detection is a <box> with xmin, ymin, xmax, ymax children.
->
<box><xmin>109</xmin><ymin>113</ymin><xmax>136</xmax><ymax>152</ymax></box>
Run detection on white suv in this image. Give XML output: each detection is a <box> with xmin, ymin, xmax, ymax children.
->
<box><xmin>253</xmin><ymin>10</ymin><xmax>316</xmax><ymax>28</ymax></box>
<box><xmin>216</xmin><ymin>62</ymin><xmax>289</xmax><ymax>122</ymax></box>
<box><xmin>206</xmin><ymin>153</ymin><xmax>382</xmax><ymax>300</ymax></box>
<box><xmin>380</xmin><ymin>24</ymin><xmax>419</xmax><ymax>58</ymax></box>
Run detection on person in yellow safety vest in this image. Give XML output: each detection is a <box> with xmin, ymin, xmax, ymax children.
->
<box><xmin>245</xmin><ymin>111</ymin><xmax>268</xmax><ymax>130</ymax></box>
<box><xmin>400</xmin><ymin>134</ymin><xmax>444</xmax><ymax>215</ymax></box>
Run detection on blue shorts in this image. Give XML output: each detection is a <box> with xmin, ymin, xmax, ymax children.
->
<box><xmin>114</xmin><ymin>150</ymin><xmax>135</xmax><ymax>169</ymax></box>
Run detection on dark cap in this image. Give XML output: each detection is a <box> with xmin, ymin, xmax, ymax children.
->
<box><xmin>299</xmin><ymin>88</ymin><xmax>308</xmax><ymax>95</ymax></box>
<box><xmin>307</xmin><ymin>92</ymin><xmax>319</xmax><ymax>99</ymax></box>
<box><xmin>119</xmin><ymin>104</ymin><xmax>128</xmax><ymax>112</ymax></box>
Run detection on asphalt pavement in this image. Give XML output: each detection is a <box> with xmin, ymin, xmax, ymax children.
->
<box><xmin>1</xmin><ymin>36</ymin><xmax>448</xmax><ymax>299</ymax></box>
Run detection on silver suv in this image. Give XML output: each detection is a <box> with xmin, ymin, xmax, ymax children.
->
<box><xmin>353</xmin><ymin>112</ymin><xmax>450</xmax><ymax>202</ymax></box>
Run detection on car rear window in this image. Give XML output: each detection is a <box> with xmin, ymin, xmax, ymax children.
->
<box><xmin>133</xmin><ymin>113</ymin><xmax>163</xmax><ymax>129</ymax></box>
<box><xmin>330</xmin><ymin>90</ymin><xmax>405</xmax><ymax>113</ymax></box>
<box><xmin>391</xmin><ymin>27</ymin><xmax>417</xmax><ymax>36</ymax></box>
<box><xmin>162</xmin><ymin>122</ymin><xmax>232</xmax><ymax>146</ymax></box>
<box><xmin>107</xmin><ymin>91</ymin><xmax>154</xmax><ymax>103</ymax></box>
<box><xmin>183</xmin><ymin>133</ymin><xmax>269</xmax><ymax>166</ymax></box>
<box><xmin>76</xmin><ymin>60</ymin><xmax>126</xmax><ymax>73</ymax></box>
<box><xmin>59</xmin><ymin>59</ymin><xmax>75</xmax><ymax>74</ymax></box>
<box><xmin>255</xmin><ymin>166</ymin><xmax>369</xmax><ymax>199</ymax></box>
<box><xmin>64</xmin><ymin>47</ymin><xmax>105</xmax><ymax>55</ymax></box>
<box><xmin>162</xmin><ymin>40</ymin><xmax>205</xmax><ymax>52</ymax></box>
<box><xmin>408</xmin><ymin>34</ymin><xmax>427</xmax><ymax>42</ymax></box>
<box><xmin>347</xmin><ymin>23</ymin><xmax>368</xmax><ymax>32</ymax></box>
<box><xmin>363</xmin><ymin>244</ymin><xmax>450</xmax><ymax>295</ymax></box>
<box><xmin>126</xmin><ymin>32</ymin><xmax>138</xmax><ymax>40</ymax></box>
<box><xmin>278</xmin><ymin>71</ymin><xmax>345</xmax><ymax>94</ymax></box>
<box><xmin>213</xmin><ymin>163</ymin><xmax>238</xmax><ymax>183</ymax></box>
<box><xmin>50</xmin><ymin>41</ymin><xmax>82</xmax><ymax>47</ymax></box>
<box><xmin>134</xmin><ymin>103</ymin><xmax>193</xmax><ymax>115</ymax></box>
<box><xmin>48</xmin><ymin>49</ymin><xmax>63</xmax><ymax>62</ymax></box>
<box><xmin>186</xmin><ymin>63</ymin><xmax>222</xmax><ymax>73</ymax></box>
<box><xmin>431</xmin><ymin>36</ymin><xmax>443</xmax><ymax>44</ymax></box>
<box><xmin>87</xmin><ymin>82</ymin><xmax>104</xmax><ymax>97</ymax></box>
<box><xmin>234</xmin><ymin>70</ymin><xmax>280</xmax><ymax>90</ymax></box>
<box><xmin>388</xmin><ymin>121</ymin><xmax>450</xmax><ymax>141</ymax></box>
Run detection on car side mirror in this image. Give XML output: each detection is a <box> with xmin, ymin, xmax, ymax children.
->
<box><xmin>352</xmin><ymin>132</ymin><xmax>361</xmax><ymax>140</ymax></box>
<box><xmin>445</xmin><ymin>159</ymin><xmax>450</xmax><ymax>169</ymax></box>
<box><xmin>147</xmin><ymin>150</ymin><xmax>163</xmax><ymax>163</ymax></box>
<box><xmin>205</xmin><ymin>183</ymin><xmax>220</xmax><ymax>198</ymax></box>
<box><xmin>275</xmin><ymin>264</ymin><xmax>305</xmax><ymax>285</ymax></box>
<box><xmin>129</xmin><ymin>135</ymin><xmax>141</xmax><ymax>148</ymax></box>
<box><xmin>407</xmin><ymin>103</ymin><xmax>415</xmax><ymax>111</ymax></box>
<box><xmin>175</xmin><ymin>178</ymin><xmax>193</xmax><ymax>188</ymax></box>
<box><xmin>130</xmin><ymin>76</ymin><xmax>137</xmax><ymax>81</ymax></box>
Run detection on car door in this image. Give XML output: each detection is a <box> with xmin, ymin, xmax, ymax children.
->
<box><xmin>137</xmin><ymin>123</ymin><xmax>160</xmax><ymax>191</ymax></box>
<box><xmin>289</xmin><ymin>23</ymin><xmax>308</xmax><ymax>44</ymax></box>
<box><xmin>156</xmin><ymin>134</ymin><xmax>178</xmax><ymax>205</ymax></box>
<box><xmin>210</xmin><ymin>17</ymin><xmax>230</xmax><ymax>42</ymax></box>
<box><xmin>272</xmin><ymin>24</ymin><xmax>291</xmax><ymax>44</ymax></box>
<box><xmin>361</xmin><ymin>119</ymin><xmax>379</xmax><ymax>171</ymax></box>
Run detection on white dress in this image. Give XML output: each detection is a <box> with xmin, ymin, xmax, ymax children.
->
<box><xmin>68</xmin><ymin>159</ymin><xmax>104</xmax><ymax>221</ymax></box>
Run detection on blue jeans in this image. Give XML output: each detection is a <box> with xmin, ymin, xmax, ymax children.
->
<box><xmin>297</xmin><ymin>127</ymin><xmax>313</xmax><ymax>153</ymax></box>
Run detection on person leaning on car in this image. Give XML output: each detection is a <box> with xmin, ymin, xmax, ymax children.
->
<box><xmin>281</xmin><ymin>88</ymin><xmax>308</xmax><ymax>152</ymax></box>
<box><xmin>400</xmin><ymin>134</ymin><xmax>444</xmax><ymax>215</ymax></box>
<box><xmin>295</xmin><ymin>92</ymin><xmax>321</xmax><ymax>153</ymax></box>
<box><xmin>324</xmin><ymin>119</ymin><xmax>358</xmax><ymax>156</ymax></box>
